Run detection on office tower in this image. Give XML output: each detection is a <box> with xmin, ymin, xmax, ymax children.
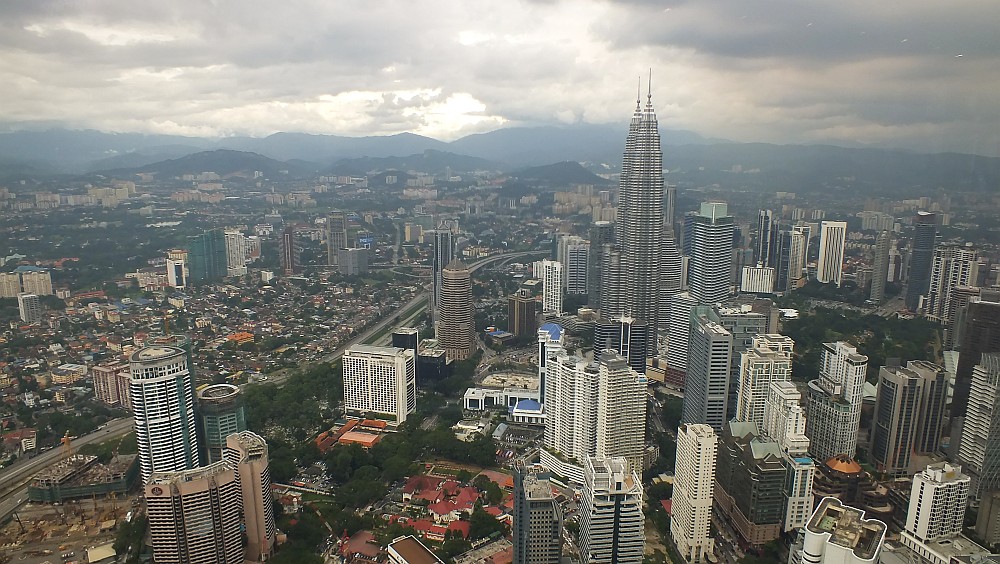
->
<box><xmin>906</xmin><ymin>211</ymin><xmax>937</xmax><ymax>311</ymax></box>
<box><xmin>870</xmin><ymin>361</ymin><xmax>947</xmax><ymax>476</ymax></box>
<box><xmin>945</xmin><ymin>286</ymin><xmax>993</xmax><ymax>350</ymax></box>
<box><xmin>508</xmin><ymin>289</ymin><xmax>538</xmax><ymax>338</ymax></box>
<box><xmin>666</xmin><ymin>292</ymin><xmax>698</xmax><ymax>380</ymax></box>
<box><xmin>579</xmin><ymin>456</ymin><xmax>644</xmax><ymax>564</ymax></box>
<box><xmin>764</xmin><ymin>381</ymin><xmax>815</xmax><ymax>531</ymax></box>
<box><xmin>512</xmin><ymin>466</ymin><xmax>563</xmax><ymax>564</ymax></box>
<box><xmin>279</xmin><ymin>226</ymin><xmax>298</xmax><ymax>276</ymax></box>
<box><xmin>438</xmin><ymin>260</ymin><xmax>474</xmax><ymax>361</ymax></box>
<box><xmin>225</xmin><ymin>431</ymin><xmax>277</xmax><ymax>563</ymax></box>
<box><xmin>741</xmin><ymin>264</ymin><xmax>776</xmax><ymax>294</ymax></box>
<box><xmin>430</xmin><ymin>226</ymin><xmax>455</xmax><ymax>329</ymax></box>
<box><xmin>588</xmin><ymin>221</ymin><xmax>614</xmax><ymax>308</ymax></box>
<box><xmin>342</xmin><ymin>345</ymin><xmax>416</xmax><ymax>424</ymax></box>
<box><xmin>593</xmin><ymin>315</ymin><xmax>649</xmax><ymax>374</ymax></box>
<box><xmin>688</xmin><ymin>202</ymin><xmax>735</xmax><ymax>304</ymax></box>
<box><xmin>953</xmin><ymin>298</ymin><xmax>1000</xmax><ymax>418</ymax></box>
<box><xmin>326</xmin><ymin>210</ymin><xmax>348</xmax><ymax>266</ymax></box>
<box><xmin>598</xmin><ymin>245</ymin><xmax>623</xmax><ymax>316</ymax></box>
<box><xmin>659</xmin><ymin>224</ymin><xmax>685</xmax><ymax>331</ymax></box>
<box><xmin>923</xmin><ymin>243</ymin><xmax>979</xmax><ymax>321</ymax></box>
<box><xmin>785</xmin><ymin>225</ymin><xmax>809</xmax><ymax>291</ymax></box>
<box><xmin>93</xmin><ymin>362</ymin><xmax>130</xmax><ymax>409</ymax></box>
<box><xmin>596</xmin><ymin>352</ymin><xmax>647</xmax><ymax>474</ymax></box>
<box><xmin>18</xmin><ymin>268</ymin><xmax>53</xmax><ymax>295</ymax></box>
<box><xmin>188</xmin><ymin>228</ymin><xmax>228</xmax><ymax>283</ymax></box>
<box><xmin>736</xmin><ymin>334</ymin><xmax>794</xmax><ymax>430</ymax></box>
<box><xmin>958</xmin><ymin>354</ymin><xmax>1000</xmax><ymax>494</ymax></box>
<box><xmin>715</xmin><ymin>422</ymin><xmax>787</xmax><ymax>547</ymax></box>
<box><xmin>166</xmin><ymin>249</ymin><xmax>188</xmax><ymax>288</ymax></box>
<box><xmin>681</xmin><ymin>312</ymin><xmax>733</xmax><ymax>431</ymax></box>
<box><xmin>816</xmin><ymin>221</ymin><xmax>848</xmax><ymax>287</ymax></box>
<box><xmin>539</xmin><ymin>259</ymin><xmax>564</xmax><ymax>314</ymax></box>
<box><xmin>337</xmin><ymin>247</ymin><xmax>368</xmax><ymax>276</ymax></box>
<box><xmin>130</xmin><ymin>345</ymin><xmax>199</xmax><ymax>484</ymax></box>
<box><xmin>391</xmin><ymin>327</ymin><xmax>419</xmax><ymax>355</ymax></box>
<box><xmin>223</xmin><ymin>229</ymin><xmax>248</xmax><ymax>277</ymax></box>
<box><xmin>145</xmin><ymin>461</ymin><xmax>243</xmax><ymax>564</ymax></box>
<box><xmin>672</xmin><ymin>424</ymin><xmax>717</xmax><ymax>563</ymax></box>
<box><xmin>564</xmin><ymin>240</ymin><xmax>590</xmax><ymax>295</ymax></box>
<box><xmin>788</xmin><ymin>497</ymin><xmax>887</xmax><ymax>564</ymax></box>
<box><xmin>870</xmin><ymin>231</ymin><xmax>891</xmax><ymax>304</ymax></box>
<box><xmin>17</xmin><ymin>292</ymin><xmax>41</xmax><ymax>324</ymax></box>
<box><xmin>756</xmin><ymin>209</ymin><xmax>779</xmax><ymax>267</ymax></box>
<box><xmin>902</xmin><ymin>462</ymin><xmax>970</xmax><ymax>551</ymax></box>
<box><xmin>806</xmin><ymin>342</ymin><xmax>868</xmax><ymax>462</ymax></box>
<box><xmin>197</xmin><ymin>384</ymin><xmax>247</xmax><ymax>465</ymax></box>
<box><xmin>608</xmin><ymin>88</ymin><xmax>668</xmax><ymax>351</ymax></box>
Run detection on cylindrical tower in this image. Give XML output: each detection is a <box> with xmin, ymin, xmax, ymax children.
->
<box><xmin>438</xmin><ymin>259</ymin><xmax>474</xmax><ymax>361</ymax></box>
<box><xmin>197</xmin><ymin>384</ymin><xmax>247</xmax><ymax>464</ymax></box>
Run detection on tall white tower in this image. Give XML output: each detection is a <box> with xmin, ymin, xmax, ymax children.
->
<box><xmin>736</xmin><ymin>334</ymin><xmax>794</xmax><ymax>430</ymax></box>
<box><xmin>805</xmin><ymin>342</ymin><xmax>868</xmax><ymax>461</ymax></box>
<box><xmin>539</xmin><ymin>259</ymin><xmax>564</xmax><ymax>314</ymax></box>
<box><xmin>688</xmin><ymin>202</ymin><xmax>735</xmax><ymax>304</ymax></box>
<box><xmin>816</xmin><ymin>221</ymin><xmax>847</xmax><ymax>287</ymax></box>
<box><xmin>579</xmin><ymin>456</ymin><xmax>644</xmax><ymax>564</ymax></box>
<box><xmin>223</xmin><ymin>229</ymin><xmax>248</xmax><ymax>277</ymax></box>
<box><xmin>902</xmin><ymin>462</ymin><xmax>970</xmax><ymax>549</ymax></box>
<box><xmin>596</xmin><ymin>352</ymin><xmax>647</xmax><ymax>474</ymax></box>
<box><xmin>671</xmin><ymin>424</ymin><xmax>717</xmax><ymax>563</ymax></box>
<box><xmin>342</xmin><ymin>345</ymin><xmax>416</xmax><ymax>424</ymax></box>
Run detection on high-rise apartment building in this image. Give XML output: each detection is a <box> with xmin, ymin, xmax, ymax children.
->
<box><xmin>508</xmin><ymin>289</ymin><xmax>538</xmax><ymax>339</ymax></box>
<box><xmin>0</xmin><ymin>272</ymin><xmax>20</xmax><ymax>298</ymax></box>
<box><xmin>922</xmin><ymin>243</ymin><xmax>979</xmax><ymax>322</ymax></box>
<box><xmin>130</xmin><ymin>345</ymin><xmax>199</xmax><ymax>484</ymax></box>
<box><xmin>953</xmin><ymin>298</ymin><xmax>1000</xmax><ymax>418</ymax></box>
<box><xmin>166</xmin><ymin>249</ymin><xmax>188</xmax><ymax>288</ymax></box>
<box><xmin>579</xmin><ymin>456</ymin><xmax>644</xmax><ymax>564</ymax></box>
<box><xmin>145</xmin><ymin>461</ymin><xmax>243</xmax><ymax>564</ymax></box>
<box><xmin>438</xmin><ymin>260</ymin><xmax>474</xmax><ymax>361</ymax></box>
<box><xmin>735</xmin><ymin>334</ymin><xmax>794</xmax><ymax>430</ymax></box>
<box><xmin>18</xmin><ymin>268</ymin><xmax>53</xmax><ymax>295</ymax></box>
<box><xmin>596</xmin><ymin>352</ymin><xmax>647</xmax><ymax>474</ymax></box>
<box><xmin>326</xmin><ymin>210</ymin><xmax>348</xmax><ymax>266</ymax></box>
<box><xmin>870</xmin><ymin>231</ymin><xmax>891</xmax><ymax>304</ymax></box>
<box><xmin>539</xmin><ymin>259</ymin><xmax>564</xmax><ymax>314</ymax></box>
<box><xmin>188</xmin><ymin>228</ymin><xmax>228</xmax><ymax>283</ymax></box>
<box><xmin>806</xmin><ymin>342</ymin><xmax>868</xmax><ymax>462</ymax></box>
<box><xmin>342</xmin><ymin>345</ymin><xmax>416</xmax><ymax>424</ymax></box>
<box><xmin>870</xmin><ymin>361</ymin><xmax>947</xmax><ymax>476</ymax></box>
<box><xmin>512</xmin><ymin>466</ymin><xmax>563</xmax><ymax>564</ymax></box>
<box><xmin>542</xmin><ymin>350</ymin><xmax>597</xmax><ymax>465</ymax></box>
<box><xmin>197</xmin><ymin>384</ymin><xmax>247</xmax><ymax>465</ymax></box>
<box><xmin>17</xmin><ymin>292</ymin><xmax>41</xmax><ymax>324</ymax></box>
<box><xmin>958</xmin><ymin>354</ymin><xmax>1000</xmax><ymax>494</ymax></box>
<box><xmin>763</xmin><ymin>381</ymin><xmax>815</xmax><ymax>531</ymax></box>
<box><xmin>906</xmin><ymin>211</ymin><xmax>937</xmax><ymax>311</ymax></box>
<box><xmin>788</xmin><ymin>497</ymin><xmax>887</xmax><ymax>564</ymax></box>
<box><xmin>92</xmin><ymin>362</ymin><xmax>130</xmax><ymax>409</ymax></box>
<box><xmin>225</xmin><ymin>431</ymin><xmax>277</xmax><ymax>563</ymax></box>
<box><xmin>688</xmin><ymin>202</ymin><xmax>735</xmax><ymax>304</ymax></box>
<box><xmin>681</xmin><ymin>313</ymin><xmax>733</xmax><ymax>431</ymax></box>
<box><xmin>337</xmin><ymin>247</ymin><xmax>368</xmax><ymax>276</ymax></box>
<box><xmin>672</xmin><ymin>424</ymin><xmax>717</xmax><ymax>563</ymax></box>
<box><xmin>816</xmin><ymin>221</ymin><xmax>848</xmax><ymax>287</ymax></box>
<box><xmin>223</xmin><ymin>229</ymin><xmax>248</xmax><ymax>277</ymax></box>
<box><xmin>741</xmin><ymin>264</ymin><xmax>776</xmax><ymax>294</ymax></box>
<box><xmin>902</xmin><ymin>463</ymin><xmax>970</xmax><ymax>549</ymax></box>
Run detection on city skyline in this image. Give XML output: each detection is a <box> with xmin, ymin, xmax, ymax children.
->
<box><xmin>0</xmin><ymin>2</ymin><xmax>998</xmax><ymax>156</ymax></box>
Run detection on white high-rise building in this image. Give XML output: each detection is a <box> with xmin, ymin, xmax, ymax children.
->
<box><xmin>741</xmin><ymin>264</ymin><xmax>776</xmax><ymax>294</ymax></box>
<box><xmin>542</xmin><ymin>349</ymin><xmax>598</xmax><ymax>476</ymax></box>
<box><xmin>736</xmin><ymin>334</ymin><xmax>794</xmax><ymax>430</ymax></box>
<box><xmin>145</xmin><ymin>461</ymin><xmax>243</xmax><ymax>564</ymax></box>
<box><xmin>688</xmin><ymin>202</ymin><xmax>735</xmax><ymax>304</ymax></box>
<box><xmin>166</xmin><ymin>249</ymin><xmax>188</xmax><ymax>288</ymax></box>
<box><xmin>923</xmin><ymin>243</ymin><xmax>980</xmax><ymax>322</ymax></box>
<box><xmin>19</xmin><ymin>269</ymin><xmax>53</xmax><ymax>295</ymax></box>
<box><xmin>224</xmin><ymin>229</ymin><xmax>248</xmax><ymax>277</ymax></box>
<box><xmin>671</xmin><ymin>424</ymin><xmax>717</xmax><ymax>563</ymax></box>
<box><xmin>130</xmin><ymin>345</ymin><xmax>199</xmax><ymax>484</ymax></box>
<box><xmin>789</xmin><ymin>497</ymin><xmax>886</xmax><ymax>564</ymax></box>
<box><xmin>903</xmin><ymin>462</ymin><xmax>970</xmax><ymax>548</ymax></box>
<box><xmin>958</xmin><ymin>354</ymin><xmax>1000</xmax><ymax>493</ymax></box>
<box><xmin>764</xmin><ymin>381</ymin><xmax>815</xmax><ymax>531</ymax></box>
<box><xmin>596</xmin><ymin>352</ymin><xmax>647</xmax><ymax>474</ymax></box>
<box><xmin>806</xmin><ymin>342</ymin><xmax>868</xmax><ymax>461</ymax></box>
<box><xmin>342</xmin><ymin>345</ymin><xmax>416</xmax><ymax>424</ymax></box>
<box><xmin>17</xmin><ymin>292</ymin><xmax>41</xmax><ymax>324</ymax></box>
<box><xmin>0</xmin><ymin>272</ymin><xmax>20</xmax><ymax>298</ymax></box>
<box><xmin>539</xmin><ymin>259</ymin><xmax>564</xmax><ymax>314</ymax></box>
<box><xmin>579</xmin><ymin>457</ymin><xmax>644</xmax><ymax>564</ymax></box>
<box><xmin>816</xmin><ymin>221</ymin><xmax>847</xmax><ymax>287</ymax></box>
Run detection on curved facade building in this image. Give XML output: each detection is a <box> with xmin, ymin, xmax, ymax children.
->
<box><xmin>197</xmin><ymin>384</ymin><xmax>247</xmax><ymax>464</ymax></box>
<box><xmin>438</xmin><ymin>259</ymin><xmax>474</xmax><ymax>361</ymax></box>
<box><xmin>130</xmin><ymin>345</ymin><xmax>199</xmax><ymax>484</ymax></box>
<box><xmin>226</xmin><ymin>432</ymin><xmax>277</xmax><ymax>563</ymax></box>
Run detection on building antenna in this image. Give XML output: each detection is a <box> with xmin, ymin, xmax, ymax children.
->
<box><xmin>636</xmin><ymin>76</ymin><xmax>642</xmax><ymax>109</ymax></box>
<box><xmin>648</xmin><ymin>68</ymin><xmax>652</xmax><ymax>100</ymax></box>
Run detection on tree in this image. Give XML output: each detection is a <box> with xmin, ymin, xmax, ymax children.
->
<box><xmin>468</xmin><ymin>504</ymin><xmax>507</xmax><ymax>540</ymax></box>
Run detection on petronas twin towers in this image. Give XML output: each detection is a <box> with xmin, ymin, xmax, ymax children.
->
<box><xmin>601</xmin><ymin>81</ymin><xmax>682</xmax><ymax>357</ymax></box>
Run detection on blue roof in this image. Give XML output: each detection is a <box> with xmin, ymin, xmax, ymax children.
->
<box><xmin>540</xmin><ymin>322</ymin><xmax>562</xmax><ymax>340</ymax></box>
<box><xmin>514</xmin><ymin>399</ymin><xmax>541</xmax><ymax>411</ymax></box>
<box><xmin>13</xmin><ymin>265</ymin><xmax>46</xmax><ymax>273</ymax></box>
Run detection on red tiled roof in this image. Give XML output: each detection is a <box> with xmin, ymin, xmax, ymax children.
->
<box><xmin>447</xmin><ymin>520</ymin><xmax>470</xmax><ymax>539</ymax></box>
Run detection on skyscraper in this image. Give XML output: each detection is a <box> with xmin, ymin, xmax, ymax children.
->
<box><xmin>816</xmin><ymin>221</ymin><xmax>847</xmax><ymax>287</ymax></box>
<box><xmin>130</xmin><ymin>345</ymin><xmax>199</xmax><ymax>484</ymax></box>
<box><xmin>564</xmin><ymin>239</ymin><xmax>590</xmax><ymax>295</ymax></box>
<box><xmin>922</xmin><ymin>242</ymin><xmax>979</xmax><ymax>321</ymax></box>
<box><xmin>906</xmin><ymin>211</ymin><xmax>937</xmax><ymax>311</ymax></box>
<box><xmin>671</xmin><ymin>424</ymin><xmax>717</xmax><ymax>564</ymax></box>
<box><xmin>805</xmin><ymin>342</ymin><xmax>868</xmax><ymax>462</ymax></box>
<box><xmin>145</xmin><ymin>461</ymin><xmax>243</xmax><ymax>564</ymax></box>
<box><xmin>593</xmin><ymin>315</ymin><xmax>649</xmax><ymax>374</ymax></box>
<box><xmin>197</xmin><ymin>384</ymin><xmax>247</xmax><ymax>465</ymax></box>
<box><xmin>681</xmin><ymin>312</ymin><xmax>733</xmax><ymax>431</ymax></box>
<box><xmin>223</xmin><ymin>229</ymin><xmax>248</xmax><ymax>277</ymax></box>
<box><xmin>438</xmin><ymin>260</ymin><xmax>474</xmax><ymax>361</ymax></box>
<box><xmin>539</xmin><ymin>259</ymin><xmax>564</xmax><ymax>314</ymax></box>
<box><xmin>326</xmin><ymin>210</ymin><xmax>348</xmax><ymax>266</ymax></box>
<box><xmin>188</xmin><ymin>228</ymin><xmax>228</xmax><ymax>283</ymax></box>
<box><xmin>596</xmin><ymin>352</ymin><xmax>647</xmax><ymax>474</ymax></box>
<box><xmin>279</xmin><ymin>225</ymin><xmax>298</xmax><ymax>276</ymax></box>
<box><xmin>756</xmin><ymin>209</ymin><xmax>779</xmax><ymax>267</ymax></box>
<box><xmin>166</xmin><ymin>249</ymin><xmax>189</xmax><ymax>288</ymax></box>
<box><xmin>508</xmin><ymin>289</ymin><xmax>538</xmax><ymax>339</ymax></box>
<box><xmin>588</xmin><ymin>221</ymin><xmax>615</xmax><ymax>307</ymax></box>
<box><xmin>953</xmin><ymin>298</ymin><xmax>1000</xmax><ymax>418</ymax></box>
<box><xmin>958</xmin><ymin>354</ymin><xmax>1000</xmax><ymax>494</ymax></box>
<box><xmin>789</xmin><ymin>497</ymin><xmax>887</xmax><ymax>564</ymax></box>
<box><xmin>17</xmin><ymin>292</ymin><xmax>41</xmax><ymax>324</ymax></box>
<box><xmin>763</xmin><ymin>381</ymin><xmax>815</xmax><ymax>531</ymax></box>
<box><xmin>688</xmin><ymin>202</ymin><xmax>735</xmax><ymax>304</ymax></box>
<box><xmin>902</xmin><ymin>462</ymin><xmax>970</xmax><ymax>549</ymax></box>
<box><xmin>870</xmin><ymin>362</ymin><xmax>947</xmax><ymax>476</ymax></box>
<box><xmin>869</xmin><ymin>231</ymin><xmax>891</xmax><ymax>304</ymax></box>
<box><xmin>512</xmin><ymin>466</ymin><xmax>563</xmax><ymax>564</ymax></box>
<box><xmin>430</xmin><ymin>225</ymin><xmax>455</xmax><ymax>330</ymax></box>
<box><xmin>342</xmin><ymin>345</ymin><xmax>417</xmax><ymax>424</ymax></box>
<box><xmin>225</xmin><ymin>431</ymin><xmax>277</xmax><ymax>564</ymax></box>
<box><xmin>579</xmin><ymin>456</ymin><xmax>644</xmax><ymax>564</ymax></box>
<box><xmin>735</xmin><ymin>334</ymin><xmax>794</xmax><ymax>430</ymax></box>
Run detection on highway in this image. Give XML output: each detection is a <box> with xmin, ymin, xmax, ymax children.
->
<box><xmin>0</xmin><ymin>417</ymin><xmax>134</xmax><ymax>521</ymax></box>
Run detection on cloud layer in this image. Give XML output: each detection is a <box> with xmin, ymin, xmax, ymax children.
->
<box><xmin>1</xmin><ymin>0</ymin><xmax>998</xmax><ymax>155</ymax></box>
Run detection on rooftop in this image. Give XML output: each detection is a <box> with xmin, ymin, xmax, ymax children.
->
<box><xmin>807</xmin><ymin>497</ymin><xmax>886</xmax><ymax>560</ymax></box>
<box><xmin>387</xmin><ymin>535</ymin><xmax>443</xmax><ymax>564</ymax></box>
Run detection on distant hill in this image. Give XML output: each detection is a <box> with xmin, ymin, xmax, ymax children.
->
<box><xmin>511</xmin><ymin>161</ymin><xmax>612</xmax><ymax>186</ymax></box>
<box><xmin>327</xmin><ymin>150</ymin><xmax>503</xmax><ymax>176</ymax></box>
<box><xmin>221</xmin><ymin>131</ymin><xmax>451</xmax><ymax>163</ymax></box>
<box><xmin>98</xmin><ymin>149</ymin><xmax>311</xmax><ymax>179</ymax></box>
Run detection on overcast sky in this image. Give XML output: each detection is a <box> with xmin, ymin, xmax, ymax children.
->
<box><xmin>2</xmin><ymin>0</ymin><xmax>998</xmax><ymax>155</ymax></box>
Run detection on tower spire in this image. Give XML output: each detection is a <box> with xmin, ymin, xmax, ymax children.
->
<box><xmin>647</xmin><ymin>68</ymin><xmax>652</xmax><ymax>101</ymax></box>
<box><xmin>636</xmin><ymin>76</ymin><xmax>641</xmax><ymax>109</ymax></box>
